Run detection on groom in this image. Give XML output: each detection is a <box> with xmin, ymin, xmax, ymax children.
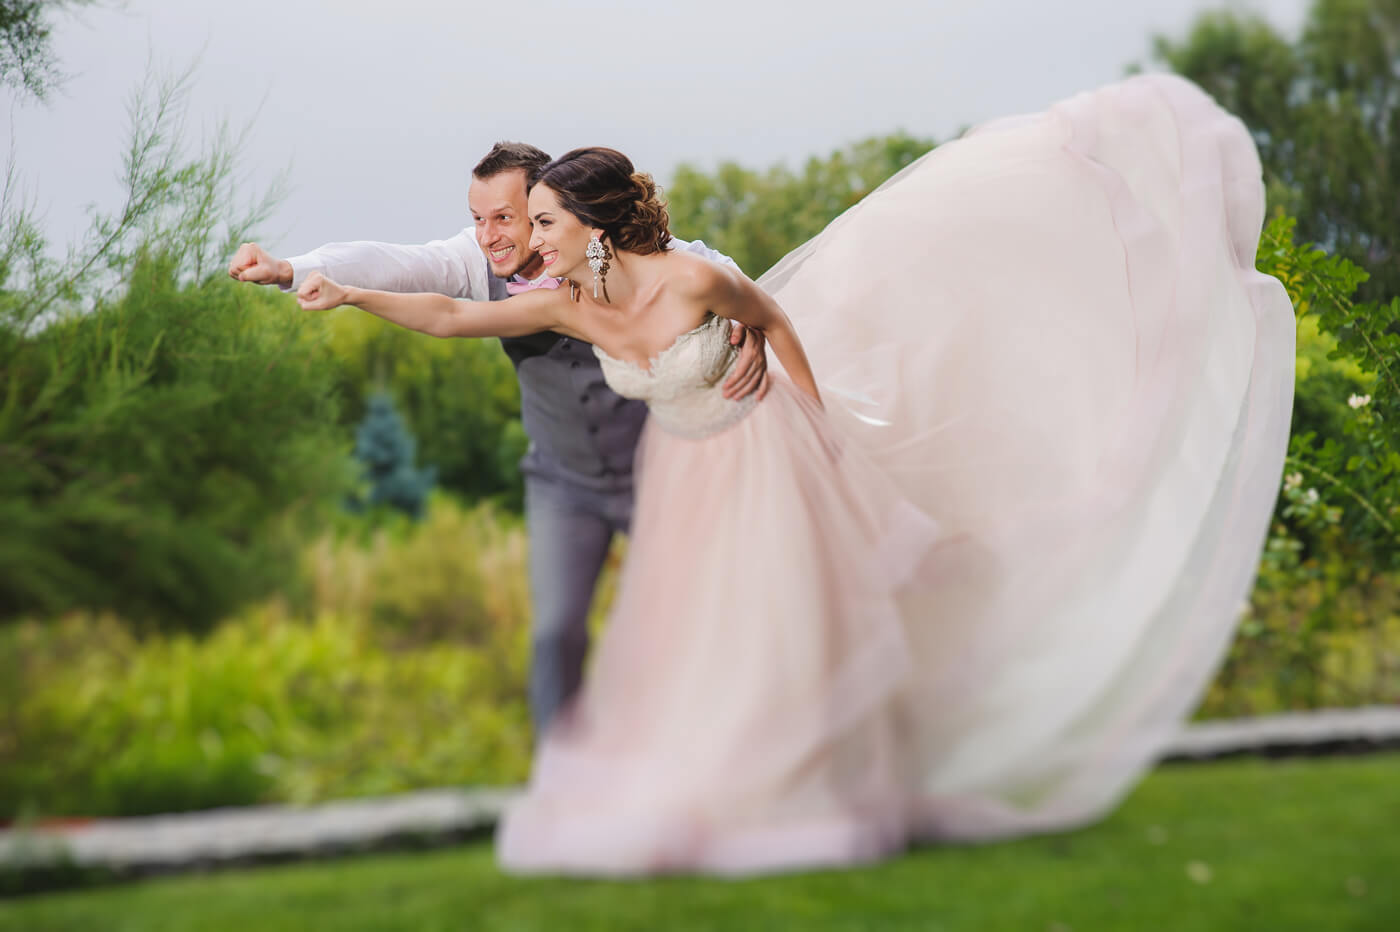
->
<box><xmin>228</xmin><ymin>141</ymin><xmax>767</xmax><ymax>735</ymax></box>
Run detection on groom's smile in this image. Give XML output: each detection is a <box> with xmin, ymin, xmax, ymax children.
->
<box><xmin>468</xmin><ymin>167</ymin><xmax>544</xmax><ymax>280</ymax></box>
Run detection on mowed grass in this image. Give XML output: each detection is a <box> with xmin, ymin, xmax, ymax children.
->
<box><xmin>2</xmin><ymin>754</ymin><xmax>1395</xmax><ymax>931</ymax></box>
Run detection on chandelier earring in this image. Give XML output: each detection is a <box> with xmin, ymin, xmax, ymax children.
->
<box><xmin>586</xmin><ymin>234</ymin><xmax>612</xmax><ymax>301</ymax></box>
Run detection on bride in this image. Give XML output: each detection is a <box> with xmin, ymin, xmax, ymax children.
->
<box><xmin>295</xmin><ymin>73</ymin><xmax>1295</xmax><ymax>876</ymax></box>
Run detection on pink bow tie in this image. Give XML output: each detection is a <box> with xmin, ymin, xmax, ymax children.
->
<box><xmin>506</xmin><ymin>276</ymin><xmax>563</xmax><ymax>295</ymax></box>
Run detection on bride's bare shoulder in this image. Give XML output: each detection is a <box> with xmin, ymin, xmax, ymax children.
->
<box><xmin>661</xmin><ymin>249</ymin><xmax>735</xmax><ymax>297</ymax></box>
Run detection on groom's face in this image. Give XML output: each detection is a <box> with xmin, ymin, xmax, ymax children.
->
<box><xmin>469</xmin><ymin>169</ymin><xmax>541</xmax><ymax>279</ymax></box>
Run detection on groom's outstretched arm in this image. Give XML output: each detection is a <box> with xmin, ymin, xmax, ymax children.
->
<box><xmin>229</xmin><ymin>229</ymin><xmax>491</xmax><ymax>301</ymax></box>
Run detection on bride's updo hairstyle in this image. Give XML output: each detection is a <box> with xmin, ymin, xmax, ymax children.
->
<box><xmin>529</xmin><ymin>147</ymin><xmax>672</xmax><ymax>255</ymax></box>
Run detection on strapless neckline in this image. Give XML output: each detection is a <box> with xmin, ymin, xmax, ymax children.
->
<box><xmin>591</xmin><ymin>312</ymin><xmax>756</xmax><ymax>439</ymax></box>
<box><xmin>592</xmin><ymin>313</ymin><xmax>720</xmax><ymax>377</ymax></box>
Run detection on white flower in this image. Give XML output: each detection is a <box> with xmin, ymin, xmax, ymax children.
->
<box><xmin>1304</xmin><ymin>488</ymin><xmax>1320</xmax><ymax>505</ymax></box>
<box><xmin>1348</xmin><ymin>393</ymin><xmax>1372</xmax><ymax>409</ymax></box>
<box><xmin>1186</xmin><ymin>860</ymin><xmax>1214</xmax><ymax>884</ymax></box>
<box><xmin>1284</xmin><ymin>472</ymin><xmax>1303</xmax><ymax>490</ymax></box>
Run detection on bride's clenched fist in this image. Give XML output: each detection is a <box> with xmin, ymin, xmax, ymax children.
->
<box><xmin>297</xmin><ymin>272</ymin><xmax>351</xmax><ymax>311</ymax></box>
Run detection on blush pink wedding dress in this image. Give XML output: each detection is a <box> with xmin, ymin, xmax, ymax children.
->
<box><xmin>497</xmin><ymin>74</ymin><xmax>1296</xmax><ymax>876</ymax></box>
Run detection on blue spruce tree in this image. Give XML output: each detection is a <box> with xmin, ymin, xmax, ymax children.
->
<box><xmin>352</xmin><ymin>391</ymin><xmax>437</xmax><ymax>518</ymax></box>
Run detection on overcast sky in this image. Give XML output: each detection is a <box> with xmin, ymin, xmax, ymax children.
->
<box><xmin>6</xmin><ymin>0</ymin><xmax>1309</xmax><ymax>259</ymax></box>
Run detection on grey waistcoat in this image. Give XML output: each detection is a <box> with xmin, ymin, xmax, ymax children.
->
<box><xmin>489</xmin><ymin>274</ymin><xmax>648</xmax><ymax>493</ymax></box>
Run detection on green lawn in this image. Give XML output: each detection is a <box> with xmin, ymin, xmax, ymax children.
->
<box><xmin>2</xmin><ymin>754</ymin><xmax>1396</xmax><ymax>931</ymax></box>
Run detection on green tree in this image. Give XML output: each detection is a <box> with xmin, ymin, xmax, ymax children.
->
<box><xmin>1202</xmin><ymin>214</ymin><xmax>1400</xmax><ymax>713</ymax></box>
<box><xmin>352</xmin><ymin>391</ymin><xmax>436</xmax><ymax>519</ymax></box>
<box><xmin>3</xmin><ymin>61</ymin><xmax>283</xmax><ymax>334</ymax></box>
<box><xmin>1</xmin><ymin>64</ymin><xmax>342</xmax><ymax>631</ymax></box>
<box><xmin>1154</xmin><ymin>0</ymin><xmax>1400</xmax><ymax>302</ymax></box>
<box><xmin>1254</xmin><ymin>215</ymin><xmax>1400</xmax><ymax>561</ymax></box>
<box><xmin>325</xmin><ymin>312</ymin><xmax>527</xmax><ymax>510</ymax></box>
<box><xmin>1150</xmin><ymin>1</ymin><xmax>1400</xmax><ymax>710</ymax></box>
<box><xmin>0</xmin><ymin>261</ymin><xmax>354</xmax><ymax>631</ymax></box>
<box><xmin>667</xmin><ymin>132</ymin><xmax>936</xmax><ymax>277</ymax></box>
<box><xmin>0</xmin><ymin>0</ymin><xmax>95</xmax><ymax>100</ymax></box>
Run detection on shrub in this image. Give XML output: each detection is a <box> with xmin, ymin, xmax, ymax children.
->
<box><xmin>0</xmin><ymin>605</ymin><xmax>532</xmax><ymax>820</ymax></box>
<box><xmin>0</xmin><ymin>262</ymin><xmax>354</xmax><ymax>631</ymax></box>
<box><xmin>350</xmin><ymin>391</ymin><xmax>436</xmax><ymax>519</ymax></box>
<box><xmin>325</xmin><ymin>311</ymin><xmax>527</xmax><ymax>510</ymax></box>
<box><xmin>0</xmin><ymin>497</ymin><xmax>630</xmax><ymax>819</ymax></box>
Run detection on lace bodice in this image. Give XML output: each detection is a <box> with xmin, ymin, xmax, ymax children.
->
<box><xmin>593</xmin><ymin>314</ymin><xmax>759</xmax><ymax>439</ymax></box>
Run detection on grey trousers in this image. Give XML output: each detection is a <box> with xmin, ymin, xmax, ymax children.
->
<box><xmin>523</xmin><ymin>474</ymin><xmax>633</xmax><ymax>736</ymax></box>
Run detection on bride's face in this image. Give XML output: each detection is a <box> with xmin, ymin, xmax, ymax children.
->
<box><xmin>527</xmin><ymin>184</ymin><xmax>598</xmax><ymax>281</ymax></box>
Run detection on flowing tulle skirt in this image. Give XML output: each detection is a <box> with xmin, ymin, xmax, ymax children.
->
<box><xmin>498</xmin><ymin>73</ymin><xmax>1295</xmax><ymax>874</ymax></box>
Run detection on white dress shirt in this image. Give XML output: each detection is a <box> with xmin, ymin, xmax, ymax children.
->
<box><xmin>287</xmin><ymin>229</ymin><xmax>739</xmax><ymax>299</ymax></box>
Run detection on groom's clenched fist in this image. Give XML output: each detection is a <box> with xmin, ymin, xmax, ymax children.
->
<box><xmin>296</xmin><ymin>272</ymin><xmax>350</xmax><ymax>311</ymax></box>
<box><xmin>228</xmin><ymin>242</ymin><xmax>293</xmax><ymax>286</ymax></box>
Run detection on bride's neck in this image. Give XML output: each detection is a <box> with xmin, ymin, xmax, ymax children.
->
<box><xmin>577</xmin><ymin>249</ymin><xmax>651</xmax><ymax>307</ymax></box>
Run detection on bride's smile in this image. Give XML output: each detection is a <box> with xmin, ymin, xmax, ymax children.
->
<box><xmin>527</xmin><ymin>184</ymin><xmax>593</xmax><ymax>282</ymax></box>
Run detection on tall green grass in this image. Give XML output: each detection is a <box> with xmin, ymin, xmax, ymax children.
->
<box><xmin>5</xmin><ymin>484</ymin><xmax>1395</xmax><ymax>821</ymax></box>
<box><xmin>0</xmin><ymin>497</ymin><xmax>628</xmax><ymax>820</ymax></box>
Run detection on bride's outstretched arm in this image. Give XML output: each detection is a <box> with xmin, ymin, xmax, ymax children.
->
<box><xmin>295</xmin><ymin>271</ymin><xmax>581</xmax><ymax>340</ymax></box>
<box><xmin>696</xmin><ymin>265</ymin><xmax>821</xmax><ymax>406</ymax></box>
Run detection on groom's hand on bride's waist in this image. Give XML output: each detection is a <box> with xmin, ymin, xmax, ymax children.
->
<box><xmin>723</xmin><ymin>323</ymin><xmax>770</xmax><ymax>402</ymax></box>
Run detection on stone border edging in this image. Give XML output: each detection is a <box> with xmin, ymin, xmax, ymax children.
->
<box><xmin>3</xmin><ymin>706</ymin><xmax>1397</xmax><ymax>879</ymax></box>
<box><xmin>1161</xmin><ymin>705</ymin><xmax>1400</xmax><ymax>760</ymax></box>
<box><xmin>0</xmin><ymin>788</ymin><xmax>519</xmax><ymax>872</ymax></box>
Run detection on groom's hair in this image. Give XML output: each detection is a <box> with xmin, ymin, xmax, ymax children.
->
<box><xmin>473</xmin><ymin>142</ymin><xmax>551</xmax><ymax>181</ymax></box>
